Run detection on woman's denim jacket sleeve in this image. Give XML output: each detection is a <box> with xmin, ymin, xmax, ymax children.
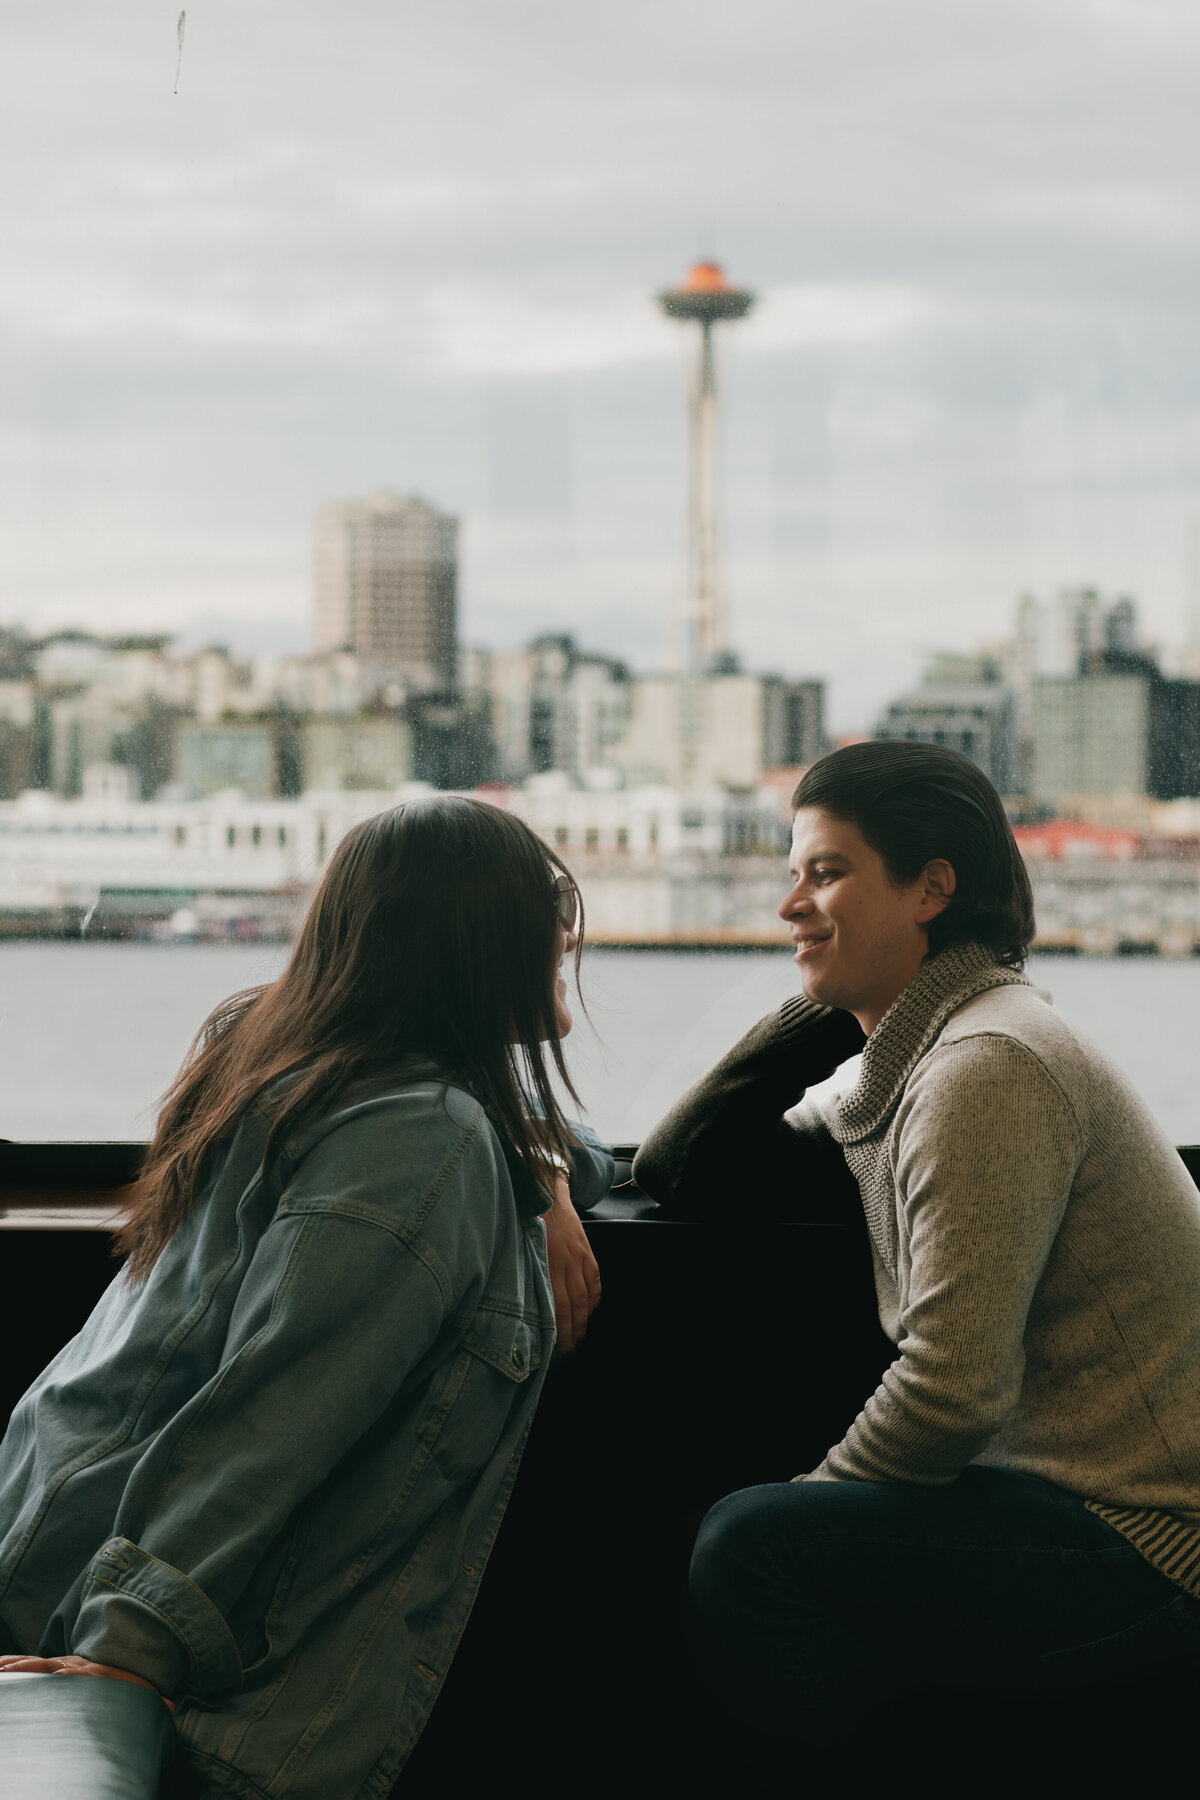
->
<box><xmin>0</xmin><ymin>1080</ymin><xmax>610</xmax><ymax>1796</ymax></box>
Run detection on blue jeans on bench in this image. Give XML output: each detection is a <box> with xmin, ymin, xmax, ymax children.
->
<box><xmin>688</xmin><ymin>1466</ymin><xmax>1200</xmax><ymax>1765</ymax></box>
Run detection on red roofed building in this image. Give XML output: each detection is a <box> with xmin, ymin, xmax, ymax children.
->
<box><xmin>1013</xmin><ymin>819</ymin><xmax>1139</xmax><ymax>860</ymax></box>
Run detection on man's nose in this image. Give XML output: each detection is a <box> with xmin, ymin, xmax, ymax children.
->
<box><xmin>779</xmin><ymin>884</ymin><xmax>811</xmax><ymax>920</ymax></box>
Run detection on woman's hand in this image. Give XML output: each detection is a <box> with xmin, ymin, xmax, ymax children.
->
<box><xmin>0</xmin><ymin>1653</ymin><xmax>175</xmax><ymax>1712</ymax></box>
<box><xmin>543</xmin><ymin>1175</ymin><xmax>601</xmax><ymax>1353</ymax></box>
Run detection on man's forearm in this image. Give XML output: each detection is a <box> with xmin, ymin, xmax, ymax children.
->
<box><xmin>633</xmin><ymin>999</ymin><xmax>864</xmax><ymax>1220</ymax></box>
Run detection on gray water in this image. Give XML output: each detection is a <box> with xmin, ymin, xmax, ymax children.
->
<box><xmin>2</xmin><ymin>943</ymin><xmax>1199</xmax><ymax>1146</ymax></box>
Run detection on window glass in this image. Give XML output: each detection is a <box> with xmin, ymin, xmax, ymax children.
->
<box><xmin>4</xmin><ymin>941</ymin><xmax>1200</xmax><ymax>1147</ymax></box>
<box><xmin>3</xmin><ymin>5</ymin><xmax>1200</xmax><ymax>1146</ymax></box>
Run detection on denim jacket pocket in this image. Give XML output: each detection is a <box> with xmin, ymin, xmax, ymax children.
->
<box><xmin>420</xmin><ymin>1302</ymin><xmax>546</xmax><ymax>1487</ymax></box>
<box><xmin>461</xmin><ymin>1302</ymin><xmax>544</xmax><ymax>1382</ymax></box>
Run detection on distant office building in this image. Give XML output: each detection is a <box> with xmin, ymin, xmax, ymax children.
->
<box><xmin>272</xmin><ymin>652</ymin><xmax>371</xmax><ymax>720</ymax></box>
<box><xmin>184</xmin><ymin>646</ymin><xmax>376</xmax><ymax>726</ymax></box>
<box><xmin>0</xmin><ymin>681</ymin><xmax>36</xmax><ymax>799</ymax></box>
<box><xmin>407</xmin><ymin>690</ymin><xmax>496</xmax><ymax>791</ymax></box>
<box><xmin>176</xmin><ymin>721</ymin><xmax>301</xmax><ymax>801</ymax></box>
<box><xmin>0</xmin><ymin>725</ymin><xmax>34</xmax><ymax>800</ymax></box>
<box><xmin>1007</xmin><ymin>589</ymin><xmax>1140</xmax><ymax>732</ymax></box>
<box><xmin>1078</xmin><ymin>645</ymin><xmax>1200</xmax><ymax>802</ymax></box>
<box><xmin>548</xmin><ymin>651</ymin><xmax>632</xmax><ymax>779</ymax></box>
<box><xmin>885</xmin><ymin>591</ymin><xmax>1157</xmax><ymax>803</ymax></box>
<box><xmin>1030</xmin><ymin>640</ymin><xmax>1200</xmax><ymax>807</ymax></box>
<box><xmin>189</xmin><ymin>648</ymin><xmax>271</xmax><ymax>724</ymax></box>
<box><xmin>0</xmin><ymin>628</ymin><xmax>34</xmax><ymax>682</ymax></box>
<box><xmin>1030</xmin><ymin>676</ymin><xmax>1150</xmax><ymax>804</ymax></box>
<box><xmin>300</xmin><ymin>716</ymin><xmax>412</xmax><ymax>793</ymax></box>
<box><xmin>875</xmin><ymin>684</ymin><xmax>1020</xmax><ymax>792</ymax></box>
<box><xmin>314</xmin><ymin>491</ymin><xmax>458</xmax><ymax>692</ymax></box>
<box><xmin>481</xmin><ymin>636</ymin><xmax>631</xmax><ymax>784</ymax></box>
<box><xmin>47</xmin><ymin>696</ymin><xmax>142</xmax><ymax>799</ymax></box>
<box><xmin>610</xmin><ymin>671</ymin><xmax>823</xmax><ymax>790</ymax></box>
<box><xmin>774</xmin><ymin>678</ymin><xmax>826</xmax><ymax>769</ymax></box>
<box><xmin>1149</xmin><ymin>678</ymin><xmax>1200</xmax><ymax>800</ymax></box>
<box><xmin>922</xmin><ymin>651</ymin><xmax>1006</xmax><ymax>686</ymax></box>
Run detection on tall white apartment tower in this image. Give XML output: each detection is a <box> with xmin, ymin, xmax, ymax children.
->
<box><xmin>314</xmin><ymin>491</ymin><xmax>458</xmax><ymax>691</ymax></box>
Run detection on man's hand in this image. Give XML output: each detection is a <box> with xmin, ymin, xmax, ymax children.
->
<box><xmin>0</xmin><ymin>1653</ymin><xmax>175</xmax><ymax>1712</ymax></box>
<box><xmin>543</xmin><ymin>1174</ymin><xmax>601</xmax><ymax>1353</ymax></box>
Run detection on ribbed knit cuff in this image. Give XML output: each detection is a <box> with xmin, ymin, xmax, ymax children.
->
<box><xmin>778</xmin><ymin>995</ymin><xmax>828</xmax><ymax>1038</ymax></box>
<box><xmin>777</xmin><ymin>997</ymin><xmax>866</xmax><ymax>1067</ymax></box>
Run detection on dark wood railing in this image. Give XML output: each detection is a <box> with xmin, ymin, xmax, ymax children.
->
<box><xmin>3</xmin><ymin>1141</ymin><xmax>1199</xmax><ymax>1792</ymax></box>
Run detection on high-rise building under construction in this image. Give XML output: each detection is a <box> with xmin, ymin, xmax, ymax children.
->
<box><xmin>314</xmin><ymin>491</ymin><xmax>458</xmax><ymax>691</ymax></box>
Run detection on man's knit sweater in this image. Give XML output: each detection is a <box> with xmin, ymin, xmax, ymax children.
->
<box><xmin>635</xmin><ymin>940</ymin><xmax>1200</xmax><ymax>1598</ymax></box>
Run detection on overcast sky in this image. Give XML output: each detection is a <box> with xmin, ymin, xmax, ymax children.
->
<box><xmin>6</xmin><ymin>0</ymin><xmax>1200</xmax><ymax>728</ymax></box>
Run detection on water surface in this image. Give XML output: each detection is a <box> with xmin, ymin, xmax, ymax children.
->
<box><xmin>1</xmin><ymin>943</ymin><xmax>1197</xmax><ymax>1144</ymax></box>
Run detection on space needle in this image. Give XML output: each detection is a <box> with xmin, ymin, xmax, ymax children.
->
<box><xmin>658</xmin><ymin>259</ymin><xmax>755</xmax><ymax>671</ymax></box>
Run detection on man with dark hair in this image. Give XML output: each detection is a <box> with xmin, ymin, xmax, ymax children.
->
<box><xmin>635</xmin><ymin>741</ymin><xmax>1200</xmax><ymax>1768</ymax></box>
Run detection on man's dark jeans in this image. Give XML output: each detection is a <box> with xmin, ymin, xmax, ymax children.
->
<box><xmin>689</xmin><ymin>1466</ymin><xmax>1200</xmax><ymax>1769</ymax></box>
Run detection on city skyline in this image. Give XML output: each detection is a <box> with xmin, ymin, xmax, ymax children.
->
<box><xmin>0</xmin><ymin>556</ymin><xmax>1187</xmax><ymax>752</ymax></box>
<box><xmin>7</xmin><ymin>3</ymin><xmax>1200</xmax><ymax>732</ymax></box>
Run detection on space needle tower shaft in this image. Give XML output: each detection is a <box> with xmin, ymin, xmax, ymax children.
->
<box><xmin>658</xmin><ymin>261</ymin><xmax>755</xmax><ymax>671</ymax></box>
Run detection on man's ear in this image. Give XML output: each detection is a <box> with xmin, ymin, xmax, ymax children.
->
<box><xmin>916</xmin><ymin>859</ymin><xmax>956</xmax><ymax>924</ymax></box>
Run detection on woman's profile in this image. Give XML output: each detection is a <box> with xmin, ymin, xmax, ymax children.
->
<box><xmin>0</xmin><ymin>795</ymin><xmax>609</xmax><ymax>1797</ymax></box>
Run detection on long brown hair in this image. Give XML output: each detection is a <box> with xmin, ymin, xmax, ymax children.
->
<box><xmin>118</xmin><ymin>796</ymin><xmax>584</xmax><ymax>1281</ymax></box>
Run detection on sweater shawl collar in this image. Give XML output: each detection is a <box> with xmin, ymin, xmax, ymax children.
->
<box><xmin>828</xmin><ymin>939</ymin><xmax>1029</xmax><ymax>1146</ymax></box>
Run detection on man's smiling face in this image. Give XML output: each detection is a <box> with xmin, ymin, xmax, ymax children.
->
<box><xmin>779</xmin><ymin>807</ymin><xmax>954</xmax><ymax>1035</ymax></box>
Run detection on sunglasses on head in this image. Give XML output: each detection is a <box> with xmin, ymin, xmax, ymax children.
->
<box><xmin>552</xmin><ymin>872</ymin><xmax>578</xmax><ymax>933</ymax></box>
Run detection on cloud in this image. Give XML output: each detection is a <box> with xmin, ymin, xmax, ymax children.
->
<box><xmin>7</xmin><ymin>0</ymin><xmax>1200</xmax><ymax>726</ymax></box>
<box><xmin>426</xmin><ymin>279</ymin><xmax>937</xmax><ymax>377</ymax></box>
<box><xmin>741</xmin><ymin>284</ymin><xmax>940</xmax><ymax>351</ymax></box>
<box><xmin>426</xmin><ymin>286</ymin><xmax>667</xmax><ymax>376</ymax></box>
<box><xmin>0</xmin><ymin>274</ymin><xmax>387</xmax><ymax>349</ymax></box>
<box><xmin>993</xmin><ymin>183</ymin><xmax>1200</xmax><ymax>249</ymax></box>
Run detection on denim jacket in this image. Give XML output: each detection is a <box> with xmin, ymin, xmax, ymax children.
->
<box><xmin>0</xmin><ymin>1080</ymin><xmax>612</xmax><ymax>1799</ymax></box>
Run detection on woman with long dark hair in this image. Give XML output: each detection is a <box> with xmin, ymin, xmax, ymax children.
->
<box><xmin>0</xmin><ymin>796</ymin><xmax>609</xmax><ymax>1797</ymax></box>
